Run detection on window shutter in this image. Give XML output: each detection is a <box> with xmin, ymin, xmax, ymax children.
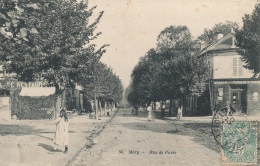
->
<box><xmin>238</xmin><ymin>58</ymin><xmax>243</xmax><ymax>76</ymax></box>
<box><xmin>233</xmin><ymin>57</ymin><xmax>238</xmax><ymax>76</ymax></box>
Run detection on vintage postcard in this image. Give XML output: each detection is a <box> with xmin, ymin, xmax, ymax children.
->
<box><xmin>0</xmin><ymin>0</ymin><xmax>259</xmax><ymax>166</ymax></box>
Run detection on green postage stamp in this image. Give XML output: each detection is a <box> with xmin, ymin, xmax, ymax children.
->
<box><xmin>221</xmin><ymin>121</ymin><xmax>258</xmax><ymax>165</ymax></box>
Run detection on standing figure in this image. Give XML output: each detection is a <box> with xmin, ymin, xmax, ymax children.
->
<box><xmin>177</xmin><ymin>105</ymin><xmax>183</xmax><ymax>120</ymax></box>
<box><xmin>226</xmin><ymin>101</ymin><xmax>231</xmax><ymax>119</ymax></box>
<box><xmin>161</xmin><ymin>102</ymin><xmax>166</xmax><ymax>118</ymax></box>
<box><xmin>147</xmin><ymin>104</ymin><xmax>152</xmax><ymax>121</ymax></box>
<box><xmin>53</xmin><ymin>109</ymin><xmax>69</xmax><ymax>154</ymax></box>
<box><xmin>134</xmin><ymin>105</ymin><xmax>138</xmax><ymax>115</ymax></box>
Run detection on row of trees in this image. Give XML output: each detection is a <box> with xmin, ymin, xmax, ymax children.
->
<box><xmin>127</xmin><ymin>3</ymin><xmax>260</xmax><ymax>116</ymax></box>
<box><xmin>80</xmin><ymin>61</ymin><xmax>123</xmax><ymax>113</ymax></box>
<box><xmin>0</xmin><ymin>1</ymin><xmax>123</xmax><ymax>109</ymax></box>
<box><xmin>127</xmin><ymin>25</ymin><xmax>209</xmax><ymax>115</ymax></box>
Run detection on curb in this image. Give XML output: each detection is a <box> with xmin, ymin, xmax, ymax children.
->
<box><xmin>65</xmin><ymin>109</ymin><xmax>119</xmax><ymax>166</ymax></box>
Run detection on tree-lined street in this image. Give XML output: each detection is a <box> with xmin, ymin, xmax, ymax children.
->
<box><xmin>0</xmin><ymin>1</ymin><xmax>260</xmax><ymax>165</ymax></box>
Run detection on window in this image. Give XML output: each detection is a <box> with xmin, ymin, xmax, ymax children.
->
<box><xmin>233</xmin><ymin>57</ymin><xmax>243</xmax><ymax>76</ymax></box>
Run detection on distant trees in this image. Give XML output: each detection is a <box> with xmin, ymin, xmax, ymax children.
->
<box><xmin>128</xmin><ymin>25</ymin><xmax>208</xmax><ymax>115</ymax></box>
<box><xmin>235</xmin><ymin>4</ymin><xmax>260</xmax><ymax>76</ymax></box>
<box><xmin>198</xmin><ymin>21</ymin><xmax>238</xmax><ymax>45</ymax></box>
<box><xmin>80</xmin><ymin>62</ymin><xmax>123</xmax><ymax>114</ymax></box>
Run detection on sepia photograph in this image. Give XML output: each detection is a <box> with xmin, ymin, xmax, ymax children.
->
<box><xmin>0</xmin><ymin>0</ymin><xmax>259</xmax><ymax>165</ymax></box>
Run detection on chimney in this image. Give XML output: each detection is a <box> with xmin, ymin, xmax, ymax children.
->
<box><xmin>231</xmin><ymin>35</ymin><xmax>236</xmax><ymax>48</ymax></box>
<box><xmin>217</xmin><ymin>33</ymin><xmax>224</xmax><ymax>40</ymax></box>
<box><xmin>200</xmin><ymin>41</ymin><xmax>207</xmax><ymax>50</ymax></box>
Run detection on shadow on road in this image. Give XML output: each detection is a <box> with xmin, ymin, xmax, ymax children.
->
<box><xmin>121</xmin><ymin>121</ymin><xmax>219</xmax><ymax>153</ymax></box>
<box><xmin>36</xmin><ymin>134</ymin><xmax>53</xmax><ymax>140</ymax></box>
<box><xmin>116</xmin><ymin>108</ymin><xmax>219</xmax><ymax>153</ymax></box>
<box><xmin>38</xmin><ymin>143</ymin><xmax>55</xmax><ymax>151</ymax></box>
<box><xmin>38</xmin><ymin>143</ymin><xmax>63</xmax><ymax>152</ymax></box>
<box><xmin>0</xmin><ymin>124</ymin><xmax>44</xmax><ymax>136</ymax></box>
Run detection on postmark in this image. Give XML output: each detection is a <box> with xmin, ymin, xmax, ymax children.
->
<box><xmin>220</xmin><ymin>121</ymin><xmax>258</xmax><ymax>165</ymax></box>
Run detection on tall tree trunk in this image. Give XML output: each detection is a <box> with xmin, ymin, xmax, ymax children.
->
<box><xmin>94</xmin><ymin>98</ymin><xmax>98</xmax><ymax>119</ymax></box>
<box><xmin>61</xmin><ymin>89</ymin><xmax>66</xmax><ymax>109</ymax></box>
<box><xmin>181</xmin><ymin>97</ymin><xmax>185</xmax><ymax>116</ymax></box>
<box><xmin>112</xmin><ymin>102</ymin><xmax>115</xmax><ymax>111</ymax></box>
<box><xmin>54</xmin><ymin>84</ymin><xmax>61</xmax><ymax>119</ymax></box>
<box><xmin>104</xmin><ymin>101</ymin><xmax>107</xmax><ymax>115</ymax></box>
<box><xmin>169</xmin><ymin>99</ymin><xmax>173</xmax><ymax>117</ymax></box>
<box><xmin>98</xmin><ymin>100</ymin><xmax>102</xmax><ymax>116</ymax></box>
<box><xmin>55</xmin><ymin>95</ymin><xmax>61</xmax><ymax>119</ymax></box>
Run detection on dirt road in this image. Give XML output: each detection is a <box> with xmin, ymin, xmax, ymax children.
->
<box><xmin>0</xmin><ymin>113</ymin><xmax>112</xmax><ymax>166</ymax></box>
<box><xmin>71</xmin><ymin>108</ymin><xmax>220</xmax><ymax>166</ymax></box>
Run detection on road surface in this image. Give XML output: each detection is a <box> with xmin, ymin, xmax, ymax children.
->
<box><xmin>71</xmin><ymin>107</ymin><xmax>220</xmax><ymax>166</ymax></box>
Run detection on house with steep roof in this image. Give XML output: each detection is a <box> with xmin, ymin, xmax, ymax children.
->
<box><xmin>199</xmin><ymin>33</ymin><xmax>260</xmax><ymax>115</ymax></box>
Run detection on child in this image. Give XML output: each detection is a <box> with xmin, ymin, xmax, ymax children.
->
<box><xmin>53</xmin><ymin>109</ymin><xmax>69</xmax><ymax>154</ymax></box>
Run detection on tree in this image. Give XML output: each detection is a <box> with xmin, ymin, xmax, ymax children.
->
<box><xmin>198</xmin><ymin>21</ymin><xmax>238</xmax><ymax>45</ymax></box>
<box><xmin>129</xmin><ymin>25</ymin><xmax>208</xmax><ymax>116</ymax></box>
<box><xmin>235</xmin><ymin>4</ymin><xmax>260</xmax><ymax>75</ymax></box>
<box><xmin>156</xmin><ymin>25</ymin><xmax>208</xmax><ymax>115</ymax></box>
<box><xmin>0</xmin><ymin>0</ymin><xmax>107</xmax><ymax>92</ymax></box>
<box><xmin>80</xmin><ymin>62</ymin><xmax>123</xmax><ymax>114</ymax></box>
<box><xmin>130</xmin><ymin>49</ymin><xmax>163</xmax><ymax>105</ymax></box>
<box><xmin>156</xmin><ymin>25</ymin><xmax>194</xmax><ymax>59</ymax></box>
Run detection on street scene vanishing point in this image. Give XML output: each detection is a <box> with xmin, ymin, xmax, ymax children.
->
<box><xmin>0</xmin><ymin>0</ymin><xmax>260</xmax><ymax>166</ymax></box>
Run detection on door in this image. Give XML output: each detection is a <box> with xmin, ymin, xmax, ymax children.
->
<box><xmin>230</xmin><ymin>90</ymin><xmax>247</xmax><ymax>114</ymax></box>
<box><xmin>231</xmin><ymin>91</ymin><xmax>240</xmax><ymax>113</ymax></box>
<box><xmin>241</xmin><ymin>91</ymin><xmax>247</xmax><ymax>114</ymax></box>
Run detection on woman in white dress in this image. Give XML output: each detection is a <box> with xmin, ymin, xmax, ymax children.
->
<box><xmin>147</xmin><ymin>105</ymin><xmax>152</xmax><ymax>121</ymax></box>
<box><xmin>177</xmin><ymin>105</ymin><xmax>183</xmax><ymax>120</ymax></box>
<box><xmin>53</xmin><ymin>109</ymin><xmax>69</xmax><ymax>154</ymax></box>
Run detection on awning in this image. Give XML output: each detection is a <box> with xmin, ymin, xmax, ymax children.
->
<box><xmin>19</xmin><ymin>87</ymin><xmax>55</xmax><ymax>97</ymax></box>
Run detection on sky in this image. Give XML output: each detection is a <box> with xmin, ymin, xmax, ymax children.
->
<box><xmin>88</xmin><ymin>0</ymin><xmax>257</xmax><ymax>89</ymax></box>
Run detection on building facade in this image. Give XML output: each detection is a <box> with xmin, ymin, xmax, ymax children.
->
<box><xmin>199</xmin><ymin>34</ymin><xmax>260</xmax><ymax>115</ymax></box>
<box><xmin>0</xmin><ymin>67</ymin><xmax>88</xmax><ymax>120</ymax></box>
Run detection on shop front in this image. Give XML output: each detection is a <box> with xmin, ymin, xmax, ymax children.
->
<box><xmin>213</xmin><ymin>80</ymin><xmax>260</xmax><ymax>115</ymax></box>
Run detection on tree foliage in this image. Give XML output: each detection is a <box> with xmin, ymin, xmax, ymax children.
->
<box><xmin>81</xmin><ymin>62</ymin><xmax>123</xmax><ymax>103</ymax></box>
<box><xmin>0</xmin><ymin>0</ymin><xmax>107</xmax><ymax>92</ymax></box>
<box><xmin>198</xmin><ymin>21</ymin><xmax>238</xmax><ymax>45</ymax></box>
<box><xmin>128</xmin><ymin>25</ymin><xmax>208</xmax><ymax>106</ymax></box>
<box><xmin>235</xmin><ymin>4</ymin><xmax>260</xmax><ymax>74</ymax></box>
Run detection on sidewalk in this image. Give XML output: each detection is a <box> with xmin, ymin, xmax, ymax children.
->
<box><xmin>0</xmin><ymin>111</ymin><xmax>115</xmax><ymax>166</ymax></box>
<box><xmin>160</xmin><ymin>113</ymin><xmax>260</xmax><ymax>122</ymax></box>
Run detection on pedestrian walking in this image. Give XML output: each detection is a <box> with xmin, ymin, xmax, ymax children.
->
<box><xmin>147</xmin><ymin>104</ymin><xmax>152</xmax><ymax>121</ymax></box>
<box><xmin>177</xmin><ymin>105</ymin><xmax>183</xmax><ymax>120</ymax></box>
<box><xmin>53</xmin><ymin>109</ymin><xmax>69</xmax><ymax>154</ymax></box>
